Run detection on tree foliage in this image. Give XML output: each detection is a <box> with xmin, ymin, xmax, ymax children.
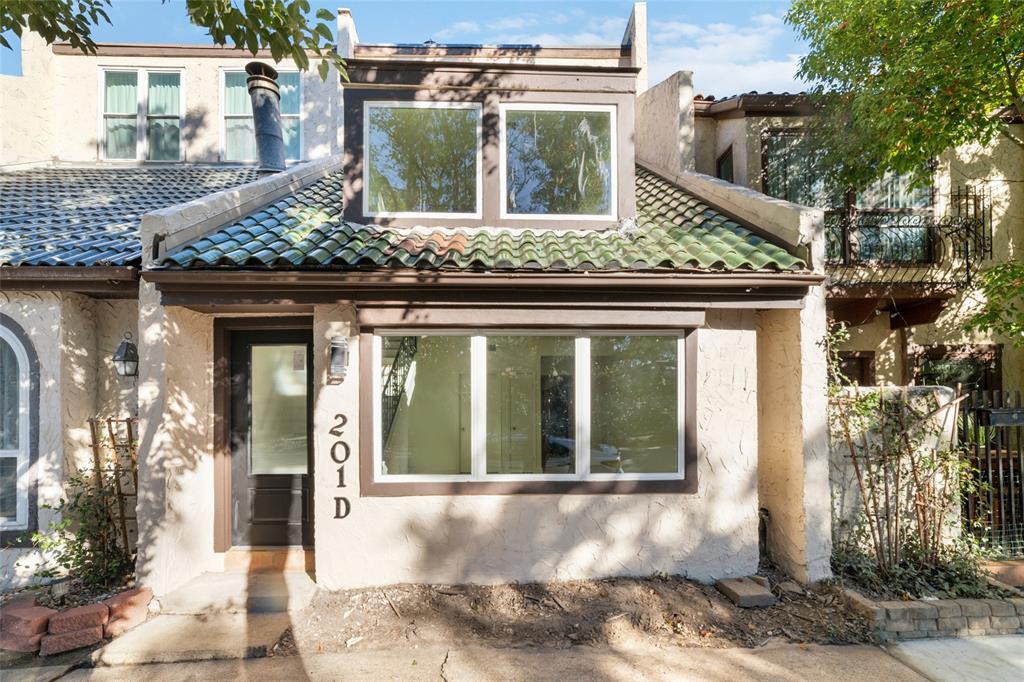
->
<box><xmin>786</xmin><ymin>0</ymin><xmax>1024</xmax><ymax>193</ymax></box>
<box><xmin>0</xmin><ymin>0</ymin><xmax>344</xmax><ymax>80</ymax></box>
<box><xmin>966</xmin><ymin>262</ymin><xmax>1024</xmax><ymax>347</ymax></box>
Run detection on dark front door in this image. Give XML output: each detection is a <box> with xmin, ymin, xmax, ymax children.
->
<box><xmin>230</xmin><ymin>329</ymin><xmax>313</xmax><ymax>547</ymax></box>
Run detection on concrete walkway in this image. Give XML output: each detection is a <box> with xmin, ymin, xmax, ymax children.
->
<box><xmin>22</xmin><ymin>643</ymin><xmax>925</xmax><ymax>682</ymax></box>
<box><xmin>888</xmin><ymin>636</ymin><xmax>1024</xmax><ymax>682</ymax></box>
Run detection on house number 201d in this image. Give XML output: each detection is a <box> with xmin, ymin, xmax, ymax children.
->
<box><xmin>330</xmin><ymin>413</ymin><xmax>351</xmax><ymax>519</ymax></box>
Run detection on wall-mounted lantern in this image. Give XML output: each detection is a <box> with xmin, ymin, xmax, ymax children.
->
<box><xmin>112</xmin><ymin>332</ymin><xmax>139</xmax><ymax>378</ymax></box>
<box><xmin>329</xmin><ymin>336</ymin><xmax>349</xmax><ymax>381</ymax></box>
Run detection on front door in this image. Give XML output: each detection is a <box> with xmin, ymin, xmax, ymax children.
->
<box><xmin>230</xmin><ymin>329</ymin><xmax>313</xmax><ymax>547</ymax></box>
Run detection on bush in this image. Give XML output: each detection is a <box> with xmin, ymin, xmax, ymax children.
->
<box><xmin>22</xmin><ymin>471</ymin><xmax>134</xmax><ymax>591</ymax></box>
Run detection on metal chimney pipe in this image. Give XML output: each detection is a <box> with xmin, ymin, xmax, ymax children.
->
<box><xmin>245</xmin><ymin>61</ymin><xmax>286</xmax><ymax>175</ymax></box>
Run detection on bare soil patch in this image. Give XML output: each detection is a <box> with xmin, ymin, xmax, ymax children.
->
<box><xmin>280</xmin><ymin>573</ymin><xmax>875</xmax><ymax>656</ymax></box>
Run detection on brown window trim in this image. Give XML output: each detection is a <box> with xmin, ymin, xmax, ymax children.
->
<box><xmin>837</xmin><ymin>350</ymin><xmax>876</xmax><ymax>386</ymax></box>
<box><xmin>212</xmin><ymin>316</ymin><xmax>314</xmax><ymax>553</ymax></box>
<box><xmin>357</xmin><ymin>330</ymin><xmax>698</xmax><ymax>497</ymax></box>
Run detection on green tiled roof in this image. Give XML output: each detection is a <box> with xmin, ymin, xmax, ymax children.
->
<box><xmin>160</xmin><ymin>166</ymin><xmax>805</xmax><ymax>273</ymax></box>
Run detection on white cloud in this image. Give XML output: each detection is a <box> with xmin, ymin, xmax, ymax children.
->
<box><xmin>427</xmin><ymin>9</ymin><xmax>806</xmax><ymax>97</ymax></box>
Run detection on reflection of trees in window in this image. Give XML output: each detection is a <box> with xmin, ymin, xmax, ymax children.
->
<box><xmin>506</xmin><ymin>110</ymin><xmax>612</xmax><ymax>215</ymax></box>
<box><xmin>763</xmin><ymin>131</ymin><xmax>832</xmax><ymax>207</ymax></box>
<box><xmin>367</xmin><ymin>106</ymin><xmax>478</xmax><ymax>214</ymax></box>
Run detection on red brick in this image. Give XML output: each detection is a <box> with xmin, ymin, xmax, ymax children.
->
<box><xmin>103</xmin><ymin>587</ymin><xmax>152</xmax><ymax>622</ymax></box>
<box><xmin>48</xmin><ymin>603</ymin><xmax>109</xmax><ymax>635</ymax></box>
<box><xmin>1</xmin><ymin>605</ymin><xmax>56</xmax><ymax>636</ymax></box>
<box><xmin>0</xmin><ymin>629</ymin><xmax>44</xmax><ymax>652</ymax></box>
<box><xmin>104</xmin><ymin>611</ymin><xmax>147</xmax><ymax>639</ymax></box>
<box><xmin>39</xmin><ymin>625</ymin><xmax>104</xmax><ymax>656</ymax></box>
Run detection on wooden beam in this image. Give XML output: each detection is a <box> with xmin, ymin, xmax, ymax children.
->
<box><xmin>828</xmin><ymin>298</ymin><xmax>881</xmax><ymax>327</ymax></box>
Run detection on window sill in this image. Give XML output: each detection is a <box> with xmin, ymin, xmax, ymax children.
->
<box><xmin>359</xmin><ymin>476</ymin><xmax>696</xmax><ymax>497</ymax></box>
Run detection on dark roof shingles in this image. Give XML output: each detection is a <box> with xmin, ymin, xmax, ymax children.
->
<box><xmin>0</xmin><ymin>166</ymin><xmax>258</xmax><ymax>267</ymax></box>
<box><xmin>161</xmin><ymin>166</ymin><xmax>805</xmax><ymax>273</ymax></box>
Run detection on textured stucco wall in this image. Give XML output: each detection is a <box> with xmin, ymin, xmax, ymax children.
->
<box><xmin>839</xmin><ymin>315</ymin><xmax>905</xmax><ymax>385</ymax></box>
<box><xmin>693</xmin><ymin>117</ymin><xmax>717</xmax><ymax>176</ymax></box>
<box><xmin>310</xmin><ymin>306</ymin><xmax>761</xmax><ymax>590</ymax></box>
<box><xmin>0</xmin><ymin>32</ymin><xmax>342</xmax><ymax>167</ymax></box>
<box><xmin>94</xmin><ymin>299</ymin><xmax>140</xmax><ymax>418</ymax></box>
<box><xmin>134</xmin><ymin>282</ymin><xmax>218</xmax><ymax>596</ymax></box>
<box><xmin>0</xmin><ymin>293</ymin><xmax>80</xmax><ymax>588</ymax></box>
<box><xmin>635</xmin><ymin>71</ymin><xmax>695</xmax><ymax>175</ymax></box>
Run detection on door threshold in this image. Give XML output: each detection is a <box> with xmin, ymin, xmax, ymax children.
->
<box><xmin>224</xmin><ymin>547</ymin><xmax>314</xmax><ymax>573</ymax></box>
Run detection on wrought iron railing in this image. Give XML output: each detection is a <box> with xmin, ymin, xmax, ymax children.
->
<box><xmin>381</xmin><ymin>336</ymin><xmax>418</xmax><ymax>447</ymax></box>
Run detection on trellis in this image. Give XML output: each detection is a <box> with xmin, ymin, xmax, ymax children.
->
<box><xmin>87</xmin><ymin>417</ymin><xmax>139</xmax><ymax>556</ymax></box>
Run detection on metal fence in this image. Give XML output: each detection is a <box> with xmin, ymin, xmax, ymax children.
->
<box><xmin>960</xmin><ymin>390</ymin><xmax>1024</xmax><ymax>557</ymax></box>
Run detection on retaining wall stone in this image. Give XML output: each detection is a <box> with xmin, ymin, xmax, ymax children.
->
<box><xmin>844</xmin><ymin>588</ymin><xmax>1024</xmax><ymax>640</ymax></box>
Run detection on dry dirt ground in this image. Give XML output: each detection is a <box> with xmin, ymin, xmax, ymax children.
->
<box><xmin>278</xmin><ymin>573</ymin><xmax>876</xmax><ymax>656</ymax></box>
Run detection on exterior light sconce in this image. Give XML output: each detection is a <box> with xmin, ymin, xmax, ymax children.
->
<box><xmin>329</xmin><ymin>336</ymin><xmax>349</xmax><ymax>381</ymax></box>
<box><xmin>112</xmin><ymin>332</ymin><xmax>139</xmax><ymax>378</ymax></box>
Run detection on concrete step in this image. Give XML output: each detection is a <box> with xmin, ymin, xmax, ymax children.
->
<box><xmin>91</xmin><ymin>613</ymin><xmax>290</xmax><ymax>666</ymax></box>
<box><xmin>158</xmin><ymin>572</ymin><xmax>317</xmax><ymax>615</ymax></box>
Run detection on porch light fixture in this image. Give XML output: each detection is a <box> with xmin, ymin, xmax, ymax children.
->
<box><xmin>329</xmin><ymin>335</ymin><xmax>349</xmax><ymax>381</ymax></box>
<box><xmin>112</xmin><ymin>332</ymin><xmax>139</xmax><ymax>377</ymax></box>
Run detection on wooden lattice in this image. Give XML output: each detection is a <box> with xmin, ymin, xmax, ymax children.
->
<box><xmin>87</xmin><ymin>418</ymin><xmax>139</xmax><ymax>556</ymax></box>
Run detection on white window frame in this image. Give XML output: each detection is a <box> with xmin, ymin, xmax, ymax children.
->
<box><xmin>371</xmin><ymin>330</ymin><xmax>686</xmax><ymax>484</ymax></box>
<box><xmin>499</xmin><ymin>102</ymin><xmax>618</xmax><ymax>221</ymax></box>
<box><xmin>0</xmin><ymin>326</ymin><xmax>30</xmax><ymax>530</ymax></box>
<box><xmin>362</xmin><ymin>101</ymin><xmax>484</xmax><ymax>220</ymax></box>
<box><xmin>98</xmin><ymin>67</ymin><xmax>185</xmax><ymax>163</ymax></box>
<box><xmin>220</xmin><ymin>68</ymin><xmax>303</xmax><ymax>163</ymax></box>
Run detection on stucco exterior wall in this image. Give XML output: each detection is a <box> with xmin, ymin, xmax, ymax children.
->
<box><xmin>0</xmin><ymin>33</ymin><xmax>342</xmax><ymax>167</ymax></box>
<box><xmin>635</xmin><ymin>71</ymin><xmax>694</xmax><ymax>175</ymax></box>
<box><xmin>308</xmin><ymin>306</ymin><xmax>760</xmax><ymax>590</ymax></box>
<box><xmin>839</xmin><ymin>315</ymin><xmax>906</xmax><ymax>385</ymax></box>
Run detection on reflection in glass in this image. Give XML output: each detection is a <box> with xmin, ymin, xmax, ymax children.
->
<box><xmin>381</xmin><ymin>336</ymin><xmax>471</xmax><ymax>475</ymax></box>
<box><xmin>591</xmin><ymin>336</ymin><xmax>677</xmax><ymax>474</ymax></box>
<box><xmin>486</xmin><ymin>336</ymin><xmax>575</xmax><ymax>474</ymax></box>
<box><xmin>0</xmin><ymin>458</ymin><xmax>14</xmax><ymax>518</ymax></box>
<box><xmin>1</xmin><ymin>338</ymin><xmax>20</xmax><ymax>452</ymax></box>
<box><xmin>505</xmin><ymin>109</ymin><xmax>612</xmax><ymax>216</ymax></box>
<box><xmin>366</xmin><ymin>105</ymin><xmax>479</xmax><ymax>214</ymax></box>
<box><xmin>250</xmin><ymin>345</ymin><xmax>308</xmax><ymax>475</ymax></box>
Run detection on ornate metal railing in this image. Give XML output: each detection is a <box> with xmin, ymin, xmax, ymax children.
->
<box><xmin>381</xmin><ymin>336</ymin><xmax>418</xmax><ymax>447</ymax></box>
<box><xmin>826</xmin><ymin>206</ymin><xmax>989</xmax><ymax>291</ymax></box>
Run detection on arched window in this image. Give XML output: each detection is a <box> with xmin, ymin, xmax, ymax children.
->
<box><xmin>0</xmin><ymin>325</ymin><xmax>30</xmax><ymax>530</ymax></box>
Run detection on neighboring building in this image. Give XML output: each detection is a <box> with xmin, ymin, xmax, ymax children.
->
<box><xmin>2</xmin><ymin>5</ymin><xmax>834</xmax><ymax>596</ymax></box>
<box><xmin>689</xmin><ymin>92</ymin><xmax>1023</xmax><ymax>394</ymax></box>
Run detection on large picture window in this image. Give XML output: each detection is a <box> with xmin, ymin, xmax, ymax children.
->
<box><xmin>501</xmin><ymin>104</ymin><xmax>616</xmax><ymax>219</ymax></box>
<box><xmin>373</xmin><ymin>332</ymin><xmax>685</xmax><ymax>483</ymax></box>
<box><xmin>363</xmin><ymin>101</ymin><xmax>482</xmax><ymax>217</ymax></box>
<box><xmin>101</xmin><ymin>69</ymin><xmax>182</xmax><ymax>161</ymax></box>
<box><xmin>223</xmin><ymin>70</ymin><xmax>301</xmax><ymax>162</ymax></box>
<box><xmin>0</xmin><ymin>327</ymin><xmax>29</xmax><ymax>530</ymax></box>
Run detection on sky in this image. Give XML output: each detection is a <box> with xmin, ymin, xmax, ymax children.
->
<box><xmin>0</xmin><ymin>0</ymin><xmax>809</xmax><ymax>97</ymax></box>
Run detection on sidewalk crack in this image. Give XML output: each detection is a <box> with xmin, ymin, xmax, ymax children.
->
<box><xmin>440</xmin><ymin>648</ymin><xmax>451</xmax><ymax>682</ymax></box>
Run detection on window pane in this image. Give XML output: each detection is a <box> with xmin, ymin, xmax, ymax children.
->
<box><xmin>381</xmin><ymin>336</ymin><xmax>471</xmax><ymax>475</ymax></box>
<box><xmin>225</xmin><ymin>117</ymin><xmax>256</xmax><ymax>162</ymax></box>
<box><xmin>224</xmin><ymin>72</ymin><xmax>251</xmax><ymax>115</ymax></box>
<box><xmin>104</xmin><ymin>118</ymin><xmax>137</xmax><ymax>160</ymax></box>
<box><xmin>486</xmin><ymin>336</ymin><xmax>575</xmax><ymax>475</ymax></box>
<box><xmin>763</xmin><ymin>133</ymin><xmax>831</xmax><ymax>207</ymax></box>
<box><xmin>250</xmin><ymin>345</ymin><xmax>308</xmax><ymax>475</ymax></box>
<box><xmin>505</xmin><ymin>109</ymin><xmax>612</xmax><ymax>215</ymax></box>
<box><xmin>366</xmin><ymin>105</ymin><xmax>479</xmax><ymax>214</ymax></box>
<box><xmin>0</xmin><ymin>338</ymin><xmax>19</xmax><ymax>451</ymax></box>
<box><xmin>147</xmin><ymin>119</ymin><xmax>180</xmax><ymax>161</ymax></box>
<box><xmin>591</xmin><ymin>336</ymin><xmax>678</xmax><ymax>474</ymax></box>
<box><xmin>104</xmin><ymin>71</ymin><xmax>137</xmax><ymax>114</ymax></box>
<box><xmin>0</xmin><ymin>458</ymin><xmax>15</xmax><ymax>518</ymax></box>
<box><xmin>283</xmin><ymin>117</ymin><xmax>300</xmax><ymax>160</ymax></box>
<box><xmin>278</xmin><ymin>72</ymin><xmax>300</xmax><ymax>115</ymax></box>
<box><xmin>857</xmin><ymin>170</ymin><xmax>931</xmax><ymax>209</ymax></box>
<box><xmin>147</xmin><ymin>72</ymin><xmax>180</xmax><ymax>115</ymax></box>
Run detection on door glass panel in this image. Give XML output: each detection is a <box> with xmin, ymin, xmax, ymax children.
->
<box><xmin>250</xmin><ymin>344</ymin><xmax>307</xmax><ymax>475</ymax></box>
<box><xmin>591</xmin><ymin>336</ymin><xmax>678</xmax><ymax>474</ymax></box>
<box><xmin>486</xmin><ymin>336</ymin><xmax>575</xmax><ymax>474</ymax></box>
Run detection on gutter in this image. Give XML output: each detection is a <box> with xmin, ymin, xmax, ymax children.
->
<box><xmin>1</xmin><ymin>266</ymin><xmax>139</xmax><ymax>296</ymax></box>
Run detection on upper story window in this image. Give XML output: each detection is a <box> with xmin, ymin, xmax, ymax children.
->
<box><xmin>0</xmin><ymin>327</ymin><xmax>29</xmax><ymax>530</ymax></box>
<box><xmin>856</xmin><ymin>170</ymin><xmax>932</xmax><ymax>210</ymax></box>
<box><xmin>500</xmin><ymin>104</ymin><xmax>616</xmax><ymax>219</ymax></box>
<box><xmin>364</xmin><ymin>101</ymin><xmax>482</xmax><ymax>218</ymax></box>
<box><xmin>102</xmin><ymin>69</ymin><xmax>182</xmax><ymax>162</ymax></box>
<box><xmin>223</xmin><ymin>70</ymin><xmax>301</xmax><ymax>163</ymax></box>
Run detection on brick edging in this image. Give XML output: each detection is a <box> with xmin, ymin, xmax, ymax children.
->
<box><xmin>843</xmin><ymin>588</ymin><xmax>1024</xmax><ymax>640</ymax></box>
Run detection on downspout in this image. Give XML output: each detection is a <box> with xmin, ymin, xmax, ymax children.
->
<box><xmin>245</xmin><ymin>61</ymin><xmax>286</xmax><ymax>176</ymax></box>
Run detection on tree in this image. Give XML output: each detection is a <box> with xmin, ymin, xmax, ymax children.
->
<box><xmin>966</xmin><ymin>262</ymin><xmax>1024</xmax><ymax>348</ymax></box>
<box><xmin>786</xmin><ymin>0</ymin><xmax>1023</xmax><ymax>193</ymax></box>
<box><xmin>0</xmin><ymin>0</ymin><xmax>344</xmax><ymax>80</ymax></box>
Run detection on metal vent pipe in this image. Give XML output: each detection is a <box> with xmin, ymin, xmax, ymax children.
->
<box><xmin>245</xmin><ymin>61</ymin><xmax>286</xmax><ymax>175</ymax></box>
